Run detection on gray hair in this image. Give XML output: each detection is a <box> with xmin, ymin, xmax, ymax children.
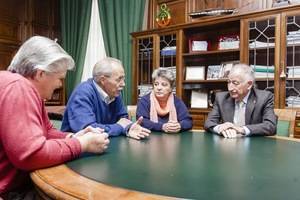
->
<box><xmin>229</xmin><ymin>63</ymin><xmax>255</xmax><ymax>84</ymax></box>
<box><xmin>92</xmin><ymin>57</ymin><xmax>123</xmax><ymax>79</ymax></box>
<box><xmin>152</xmin><ymin>68</ymin><xmax>175</xmax><ymax>88</ymax></box>
<box><xmin>7</xmin><ymin>36</ymin><xmax>74</xmax><ymax>77</ymax></box>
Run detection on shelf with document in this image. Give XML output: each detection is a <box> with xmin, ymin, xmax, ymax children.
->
<box><xmin>182</xmin><ymin>48</ymin><xmax>239</xmax><ymax>56</ymax></box>
<box><xmin>183</xmin><ymin>79</ymin><xmax>227</xmax><ymax>84</ymax></box>
<box><xmin>182</xmin><ymin>25</ymin><xmax>240</xmax><ymax>113</ymax></box>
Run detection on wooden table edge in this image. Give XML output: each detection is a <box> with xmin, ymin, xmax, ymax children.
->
<box><xmin>30</xmin><ymin>164</ymin><xmax>174</xmax><ymax>200</ymax></box>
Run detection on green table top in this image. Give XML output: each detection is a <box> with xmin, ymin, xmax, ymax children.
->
<box><xmin>67</xmin><ymin>132</ymin><xmax>300</xmax><ymax>199</ymax></box>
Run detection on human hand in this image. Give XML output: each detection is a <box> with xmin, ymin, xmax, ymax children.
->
<box><xmin>73</xmin><ymin>126</ymin><xmax>104</xmax><ymax>137</ymax></box>
<box><xmin>218</xmin><ymin>122</ymin><xmax>235</xmax><ymax>133</ymax></box>
<box><xmin>77</xmin><ymin>132</ymin><xmax>109</xmax><ymax>154</ymax></box>
<box><xmin>117</xmin><ymin>118</ymin><xmax>132</xmax><ymax>129</ymax></box>
<box><xmin>231</xmin><ymin>125</ymin><xmax>245</xmax><ymax>135</ymax></box>
<box><xmin>127</xmin><ymin>116</ymin><xmax>151</xmax><ymax>140</ymax></box>
<box><xmin>162</xmin><ymin>121</ymin><xmax>181</xmax><ymax>133</ymax></box>
<box><xmin>220</xmin><ymin>128</ymin><xmax>238</xmax><ymax>138</ymax></box>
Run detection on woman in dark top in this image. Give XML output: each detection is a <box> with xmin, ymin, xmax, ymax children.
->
<box><xmin>137</xmin><ymin>68</ymin><xmax>192</xmax><ymax>133</ymax></box>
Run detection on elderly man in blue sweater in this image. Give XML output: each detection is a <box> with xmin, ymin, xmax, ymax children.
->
<box><xmin>62</xmin><ymin>57</ymin><xmax>150</xmax><ymax>140</ymax></box>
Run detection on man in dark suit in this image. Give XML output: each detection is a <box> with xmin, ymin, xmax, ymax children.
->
<box><xmin>204</xmin><ymin>63</ymin><xmax>277</xmax><ymax>138</ymax></box>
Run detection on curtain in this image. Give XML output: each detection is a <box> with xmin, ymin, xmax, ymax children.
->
<box><xmin>98</xmin><ymin>0</ymin><xmax>146</xmax><ymax>105</ymax></box>
<box><xmin>81</xmin><ymin>0</ymin><xmax>107</xmax><ymax>82</ymax></box>
<box><xmin>60</xmin><ymin>0</ymin><xmax>92</xmax><ymax>98</ymax></box>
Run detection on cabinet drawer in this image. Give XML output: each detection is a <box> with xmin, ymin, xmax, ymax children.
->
<box><xmin>190</xmin><ymin>113</ymin><xmax>207</xmax><ymax>130</ymax></box>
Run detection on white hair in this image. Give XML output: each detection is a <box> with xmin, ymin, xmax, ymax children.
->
<box><xmin>92</xmin><ymin>57</ymin><xmax>123</xmax><ymax>79</ymax></box>
<box><xmin>8</xmin><ymin>36</ymin><xmax>74</xmax><ymax>77</ymax></box>
<box><xmin>229</xmin><ymin>63</ymin><xmax>255</xmax><ymax>84</ymax></box>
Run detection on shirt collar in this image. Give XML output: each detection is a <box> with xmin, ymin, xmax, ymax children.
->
<box><xmin>235</xmin><ymin>89</ymin><xmax>251</xmax><ymax>105</ymax></box>
<box><xmin>93</xmin><ymin>80</ymin><xmax>115</xmax><ymax>104</ymax></box>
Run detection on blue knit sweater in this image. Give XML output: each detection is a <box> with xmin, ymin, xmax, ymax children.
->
<box><xmin>61</xmin><ymin>79</ymin><xmax>128</xmax><ymax>136</ymax></box>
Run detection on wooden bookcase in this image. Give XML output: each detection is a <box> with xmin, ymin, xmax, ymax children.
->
<box><xmin>132</xmin><ymin>4</ymin><xmax>300</xmax><ymax>131</ymax></box>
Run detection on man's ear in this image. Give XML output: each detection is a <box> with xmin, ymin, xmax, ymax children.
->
<box><xmin>33</xmin><ymin>69</ymin><xmax>45</xmax><ymax>82</ymax></box>
<box><xmin>98</xmin><ymin>75</ymin><xmax>106</xmax><ymax>85</ymax></box>
<box><xmin>247</xmin><ymin>80</ymin><xmax>253</xmax><ymax>90</ymax></box>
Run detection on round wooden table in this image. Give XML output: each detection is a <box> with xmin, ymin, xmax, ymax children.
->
<box><xmin>31</xmin><ymin>132</ymin><xmax>300</xmax><ymax>199</ymax></box>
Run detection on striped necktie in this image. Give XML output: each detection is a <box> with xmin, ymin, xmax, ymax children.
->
<box><xmin>235</xmin><ymin>101</ymin><xmax>245</xmax><ymax>126</ymax></box>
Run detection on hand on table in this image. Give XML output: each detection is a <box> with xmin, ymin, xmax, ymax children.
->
<box><xmin>127</xmin><ymin>117</ymin><xmax>151</xmax><ymax>140</ymax></box>
<box><xmin>162</xmin><ymin>121</ymin><xmax>181</xmax><ymax>133</ymax></box>
<box><xmin>73</xmin><ymin>126</ymin><xmax>104</xmax><ymax>137</ymax></box>
<box><xmin>218</xmin><ymin>122</ymin><xmax>245</xmax><ymax>138</ymax></box>
<box><xmin>76</xmin><ymin>126</ymin><xmax>110</xmax><ymax>154</ymax></box>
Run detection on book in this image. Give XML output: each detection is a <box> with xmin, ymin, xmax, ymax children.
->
<box><xmin>191</xmin><ymin>90</ymin><xmax>208</xmax><ymax>108</ymax></box>
<box><xmin>192</xmin><ymin>41</ymin><xmax>208</xmax><ymax>51</ymax></box>
<box><xmin>251</xmin><ymin>65</ymin><xmax>275</xmax><ymax>73</ymax></box>
<box><xmin>219</xmin><ymin>63</ymin><xmax>233</xmax><ymax>78</ymax></box>
<box><xmin>185</xmin><ymin>66</ymin><xmax>205</xmax><ymax>80</ymax></box>
<box><xmin>138</xmin><ymin>84</ymin><xmax>153</xmax><ymax>97</ymax></box>
<box><xmin>206</xmin><ymin>65</ymin><xmax>222</xmax><ymax>80</ymax></box>
<box><xmin>254</xmin><ymin>72</ymin><xmax>274</xmax><ymax>78</ymax></box>
<box><xmin>287</xmin><ymin>66</ymin><xmax>300</xmax><ymax>78</ymax></box>
<box><xmin>161</xmin><ymin>46</ymin><xmax>176</xmax><ymax>56</ymax></box>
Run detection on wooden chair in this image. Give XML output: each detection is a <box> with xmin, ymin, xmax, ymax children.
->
<box><xmin>274</xmin><ymin>109</ymin><xmax>297</xmax><ymax>137</ymax></box>
<box><xmin>127</xmin><ymin>105</ymin><xmax>137</xmax><ymax>121</ymax></box>
<box><xmin>51</xmin><ymin>119</ymin><xmax>62</xmax><ymax>129</ymax></box>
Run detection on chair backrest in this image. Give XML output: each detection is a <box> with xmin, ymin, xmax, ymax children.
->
<box><xmin>127</xmin><ymin>105</ymin><xmax>137</xmax><ymax>121</ymax></box>
<box><xmin>274</xmin><ymin>109</ymin><xmax>297</xmax><ymax>137</ymax></box>
<box><xmin>51</xmin><ymin>119</ymin><xmax>62</xmax><ymax>129</ymax></box>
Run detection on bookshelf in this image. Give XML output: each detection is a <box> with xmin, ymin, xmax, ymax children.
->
<box><xmin>132</xmin><ymin>4</ymin><xmax>300</xmax><ymax>130</ymax></box>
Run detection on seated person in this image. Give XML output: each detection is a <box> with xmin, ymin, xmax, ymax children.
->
<box><xmin>61</xmin><ymin>57</ymin><xmax>150</xmax><ymax>140</ymax></box>
<box><xmin>204</xmin><ymin>63</ymin><xmax>277</xmax><ymax>138</ymax></box>
<box><xmin>137</xmin><ymin>68</ymin><xmax>193</xmax><ymax>133</ymax></box>
<box><xmin>0</xmin><ymin>36</ymin><xmax>109</xmax><ymax>198</ymax></box>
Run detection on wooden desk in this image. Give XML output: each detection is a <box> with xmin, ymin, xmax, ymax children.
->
<box><xmin>31</xmin><ymin>132</ymin><xmax>300</xmax><ymax>199</ymax></box>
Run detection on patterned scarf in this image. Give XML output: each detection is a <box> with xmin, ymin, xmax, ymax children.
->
<box><xmin>150</xmin><ymin>91</ymin><xmax>177</xmax><ymax>123</ymax></box>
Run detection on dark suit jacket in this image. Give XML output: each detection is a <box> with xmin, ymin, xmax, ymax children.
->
<box><xmin>204</xmin><ymin>88</ymin><xmax>277</xmax><ymax>136</ymax></box>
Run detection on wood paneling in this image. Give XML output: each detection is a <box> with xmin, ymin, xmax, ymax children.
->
<box><xmin>33</xmin><ymin>0</ymin><xmax>51</xmax><ymax>25</ymax></box>
<box><xmin>149</xmin><ymin>0</ymin><xmax>275</xmax><ymax>27</ymax></box>
<box><xmin>0</xmin><ymin>0</ymin><xmax>22</xmax><ymax>71</ymax></box>
<box><xmin>151</xmin><ymin>0</ymin><xmax>187</xmax><ymax>28</ymax></box>
<box><xmin>0</xmin><ymin>0</ymin><xmax>60</xmax><ymax>70</ymax></box>
<box><xmin>0</xmin><ymin>0</ymin><xmax>63</xmax><ymax>105</ymax></box>
<box><xmin>188</xmin><ymin>0</ymin><xmax>274</xmax><ymax>22</ymax></box>
<box><xmin>0</xmin><ymin>43</ymin><xmax>17</xmax><ymax>70</ymax></box>
<box><xmin>0</xmin><ymin>21</ymin><xmax>20</xmax><ymax>44</ymax></box>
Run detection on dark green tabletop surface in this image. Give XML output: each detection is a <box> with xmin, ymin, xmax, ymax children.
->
<box><xmin>67</xmin><ymin>132</ymin><xmax>300</xmax><ymax>199</ymax></box>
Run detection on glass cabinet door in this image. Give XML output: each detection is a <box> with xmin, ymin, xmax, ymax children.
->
<box><xmin>159</xmin><ymin>33</ymin><xmax>177</xmax><ymax>68</ymax></box>
<box><xmin>159</xmin><ymin>32</ymin><xmax>177</xmax><ymax>92</ymax></box>
<box><xmin>248</xmin><ymin>17</ymin><xmax>276</xmax><ymax>93</ymax></box>
<box><xmin>136</xmin><ymin>32</ymin><xmax>177</xmax><ymax>99</ymax></box>
<box><xmin>137</xmin><ymin>36</ymin><xmax>154</xmax><ymax>98</ymax></box>
<box><xmin>285</xmin><ymin>14</ymin><xmax>300</xmax><ymax>108</ymax></box>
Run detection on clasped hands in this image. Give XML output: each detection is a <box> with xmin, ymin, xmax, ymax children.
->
<box><xmin>117</xmin><ymin>117</ymin><xmax>151</xmax><ymax>140</ymax></box>
<box><xmin>73</xmin><ymin>126</ymin><xmax>110</xmax><ymax>154</ymax></box>
<box><xmin>162</xmin><ymin>120</ymin><xmax>181</xmax><ymax>133</ymax></box>
<box><xmin>218</xmin><ymin>122</ymin><xmax>245</xmax><ymax>138</ymax></box>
